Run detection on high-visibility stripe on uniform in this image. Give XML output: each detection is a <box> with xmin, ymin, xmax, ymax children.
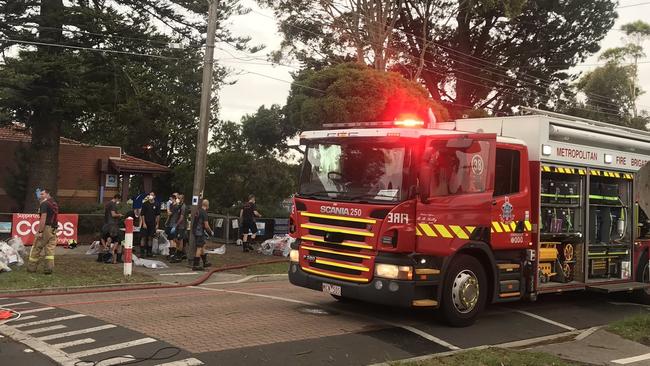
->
<box><xmin>45</xmin><ymin>256</ymin><xmax>54</xmax><ymax>260</ymax></box>
<box><xmin>434</xmin><ymin>224</ymin><xmax>453</xmax><ymax>238</ymax></box>
<box><xmin>449</xmin><ymin>225</ymin><xmax>469</xmax><ymax>240</ymax></box>
<box><xmin>418</xmin><ymin>223</ymin><xmax>437</xmax><ymax>237</ymax></box>
<box><xmin>29</xmin><ymin>257</ymin><xmax>39</xmax><ymax>262</ymax></box>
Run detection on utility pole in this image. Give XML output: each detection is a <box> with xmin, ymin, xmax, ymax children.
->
<box><xmin>188</xmin><ymin>0</ymin><xmax>218</xmax><ymax>265</ymax></box>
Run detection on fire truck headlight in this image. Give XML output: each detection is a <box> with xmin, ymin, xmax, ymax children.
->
<box><xmin>290</xmin><ymin>250</ymin><xmax>300</xmax><ymax>263</ymax></box>
<box><xmin>375</xmin><ymin>264</ymin><xmax>413</xmax><ymax>280</ymax></box>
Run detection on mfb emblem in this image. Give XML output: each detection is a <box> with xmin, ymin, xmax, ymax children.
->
<box><xmin>500</xmin><ymin>196</ymin><xmax>515</xmax><ymax>224</ymax></box>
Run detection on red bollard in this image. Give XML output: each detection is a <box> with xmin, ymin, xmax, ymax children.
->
<box><xmin>124</xmin><ymin>217</ymin><xmax>133</xmax><ymax>277</ymax></box>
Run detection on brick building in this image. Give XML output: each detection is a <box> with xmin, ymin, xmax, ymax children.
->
<box><xmin>0</xmin><ymin>124</ymin><xmax>170</xmax><ymax>212</ymax></box>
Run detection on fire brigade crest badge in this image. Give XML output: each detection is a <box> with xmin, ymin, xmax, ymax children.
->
<box><xmin>500</xmin><ymin>197</ymin><xmax>515</xmax><ymax>224</ymax></box>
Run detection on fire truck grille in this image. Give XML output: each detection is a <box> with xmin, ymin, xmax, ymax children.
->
<box><xmin>305</xmin><ymin>248</ymin><xmax>364</xmax><ymax>264</ymax></box>
<box><xmin>307</xmin><ymin>216</ymin><xmax>369</xmax><ymax>230</ymax></box>
<box><xmin>308</xmin><ymin>229</ymin><xmax>367</xmax><ymax>243</ymax></box>
<box><xmin>311</xmin><ymin>262</ymin><xmax>363</xmax><ymax>276</ymax></box>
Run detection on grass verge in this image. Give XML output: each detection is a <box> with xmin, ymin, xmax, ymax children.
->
<box><xmin>0</xmin><ymin>255</ymin><xmax>154</xmax><ymax>291</ymax></box>
<box><xmin>399</xmin><ymin>348</ymin><xmax>579</xmax><ymax>366</ymax></box>
<box><xmin>607</xmin><ymin>313</ymin><xmax>650</xmax><ymax>346</ymax></box>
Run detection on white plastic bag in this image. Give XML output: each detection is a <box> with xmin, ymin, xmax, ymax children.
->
<box><xmin>86</xmin><ymin>241</ymin><xmax>101</xmax><ymax>255</ymax></box>
<box><xmin>132</xmin><ymin>254</ymin><xmax>168</xmax><ymax>269</ymax></box>
<box><xmin>0</xmin><ymin>242</ymin><xmax>20</xmax><ymax>266</ymax></box>
<box><xmin>260</xmin><ymin>235</ymin><xmax>294</xmax><ymax>257</ymax></box>
<box><xmin>0</xmin><ymin>250</ymin><xmax>11</xmax><ymax>272</ymax></box>
<box><xmin>8</xmin><ymin>237</ymin><xmax>25</xmax><ymax>257</ymax></box>
<box><xmin>154</xmin><ymin>234</ymin><xmax>170</xmax><ymax>256</ymax></box>
<box><xmin>205</xmin><ymin>245</ymin><xmax>226</xmax><ymax>255</ymax></box>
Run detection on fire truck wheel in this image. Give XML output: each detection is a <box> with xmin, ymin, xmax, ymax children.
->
<box><xmin>440</xmin><ymin>254</ymin><xmax>487</xmax><ymax>327</ymax></box>
<box><xmin>634</xmin><ymin>252</ymin><xmax>650</xmax><ymax>305</ymax></box>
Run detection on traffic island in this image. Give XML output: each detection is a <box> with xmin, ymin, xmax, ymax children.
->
<box><xmin>398</xmin><ymin>348</ymin><xmax>580</xmax><ymax>365</ymax></box>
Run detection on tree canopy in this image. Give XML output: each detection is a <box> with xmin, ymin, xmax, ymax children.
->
<box><xmin>259</xmin><ymin>0</ymin><xmax>617</xmax><ymax>117</ymax></box>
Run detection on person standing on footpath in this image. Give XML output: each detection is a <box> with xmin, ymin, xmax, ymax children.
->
<box><xmin>139</xmin><ymin>192</ymin><xmax>160</xmax><ymax>257</ymax></box>
<box><xmin>192</xmin><ymin>199</ymin><xmax>213</xmax><ymax>271</ymax></box>
<box><xmin>240</xmin><ymin>194</ymin><xmax>261</xmax><ymax>253</ymax></box>
<box><xmin>101</xmin><ymin>194</ymin><xmax>123</xmax><ymax>258</ymax></box>
<box><xmin>169</xmin><ymin>194</ymin><xmax>188</xmax><ymax>263</ymax></box>
<box><xmin>27</xmin><ymin>188</ymin><xmax>59</xmax><ymax>274</ymax></box>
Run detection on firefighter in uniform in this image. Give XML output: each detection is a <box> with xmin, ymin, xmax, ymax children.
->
<box><xmin>27</xmin><ymin>188</ymin><xmax>59</xmax><ymax>274</ymax></box>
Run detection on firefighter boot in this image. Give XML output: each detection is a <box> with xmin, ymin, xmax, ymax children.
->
<box><xmin>201</xmin><ymin>254</ymin><xmax>212</xmax><ymax>268</ymax></box>
<box><xmin>192</xmin><ymin>257</ymin><xmax>204</xmax><ymax>271</ymax></box>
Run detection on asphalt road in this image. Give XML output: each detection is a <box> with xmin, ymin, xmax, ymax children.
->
<box><xmin>0</xmin><ymin>280</ymin><xmax>649</xmax><ymax>366</ymax></box>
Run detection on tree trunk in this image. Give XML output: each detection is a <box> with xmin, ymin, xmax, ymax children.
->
<box><xmin>23</xmin><ymin>0</ymin><xmax>64</xmax><ymax>212</ymax></box>
<box><xmin>24</xmin><ymin>112</ymin><xmax>62</xmax><ymax>212</ymax></box>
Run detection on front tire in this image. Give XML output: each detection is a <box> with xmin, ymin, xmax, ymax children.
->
<box><xmin>634</xmin><ymin>252</ymin><xmax>650</xmax><ymax>305</ymax></box>
<box><xmin>440</xmin><ymin>254</ymin><xmax>488</xmax><ymax>327</ymax></box>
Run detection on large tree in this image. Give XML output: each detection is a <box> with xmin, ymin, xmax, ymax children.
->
<box><xmin>260</xmin><ymin>0</ymin><xmax>616</xmax><ymax>117</ymax></box>
<box><xmin>0</xmin><ymin>0</ymin><xmax>251</xmax><ymax>210</ymax></box>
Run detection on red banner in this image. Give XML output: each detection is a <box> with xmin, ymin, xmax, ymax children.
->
<box><xmin>11</xmin><ymin>213</ymin><xmax>79</xmax><ymax>246</ymax></box>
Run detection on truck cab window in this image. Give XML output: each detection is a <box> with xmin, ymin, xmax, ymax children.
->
<box><xmin>494</xmin><ymin>148</ymin><xmax>520</xmax><ymax>196</ymax></box>
<box><xmin>429</xmin><ymin>139</ymin><xmax>490</xmax><ymax>196</ymax></box>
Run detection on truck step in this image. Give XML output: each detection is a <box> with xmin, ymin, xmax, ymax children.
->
<box><xmin>497</xmin><ymin>263</ymin><xmax>521</xmax><ymax>272</ymax></box>
<box><xmin>498</xmin><ymin>292</ymin><xmax>521</xmax><ymax>299</ymax></box>
<box><xmin>586</xmin><ymin>282</ymin><xmax>650</xmax><ymax>293</ymax></box>
<box><xmin>412</xmin><ymin>299</ymin><xmax>438</xmax><ymax>307</ymax></box>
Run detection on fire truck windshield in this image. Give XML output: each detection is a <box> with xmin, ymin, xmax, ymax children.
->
<box><xmin>298</xmin><ymin>141</ymin><xmax>408</xmax><ymax>203</ymax></box>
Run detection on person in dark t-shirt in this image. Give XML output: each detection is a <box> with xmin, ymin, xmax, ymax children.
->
<box><xmin>240</xmin><ymin>194</ymin><xmax>261</xmax><ymax>253</ymax></box>
<box><xmin>139</xmin><ymin>192</ymin><xmax>160</xmax><ymax>257</ymax></box>
<box><xmin>101</xmin><ymin>195</ymin><xmax>123</xmax><ymax>262</ymax></box>
<box><xmin>191</xmin><ymin>199</ymin><xmax>214</xmax><ymax>270</ymax></box>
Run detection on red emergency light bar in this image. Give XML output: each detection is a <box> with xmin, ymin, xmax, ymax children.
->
<box><xmin>323</xmin><ymin>119</ymin><xmax>426</xmax><ymax>129</ymax></box>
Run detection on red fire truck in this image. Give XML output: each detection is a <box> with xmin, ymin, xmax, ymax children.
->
<box><xmin>288</xmin><ymin>108</ymin><xmax>650</xmax><ymax>326</ymax></box>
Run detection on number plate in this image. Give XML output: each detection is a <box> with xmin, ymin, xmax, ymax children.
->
<box><xmin>322</xmin><ymin>283</ymin><xmax>341</xmax><ymax>296</ymax></box>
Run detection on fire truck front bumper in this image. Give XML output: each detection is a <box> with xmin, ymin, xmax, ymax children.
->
<box><xmin>289</xmin><ymin>263</ymin><xmax>420</xmax><ymax>308</ymax></box>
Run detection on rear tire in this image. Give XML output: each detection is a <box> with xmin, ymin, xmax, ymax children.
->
<box><xmin>634</xmin><ymin>252</ymin><xmax>650</xmax><ymax>305</ymax></box>
<box><xmin>440</xmin><ymin>254</ymin><xmax>488</xmax><ymax>327</ymax></box>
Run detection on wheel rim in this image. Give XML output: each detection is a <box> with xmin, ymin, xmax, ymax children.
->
<box><xmin>643</xmin><ymin>262</ymin><xmax>650</xmax><ymax>296</ymax></box>
<box><xmin>452</xmin><ymin>269</ymin><xmax>479</xmax><ymax>314</ymax></box>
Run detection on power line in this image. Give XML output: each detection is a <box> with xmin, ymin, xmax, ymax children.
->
<box><xmin>617</xmin><ymin>2</ymin><xmax>650</xmax><ymax>9</ymax></box>
<box><xmin>0</xmin><ymin>38</ymin><xmax>183</xmax><ymax>60</ymax></box>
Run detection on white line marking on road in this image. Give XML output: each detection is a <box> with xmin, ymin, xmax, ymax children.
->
<box><xmin>515</xmin><ymin>310</ymin><xmax>576</xmax><ymax>331</ymax></box>
<box><xmin>612</xmin><ymin>352</ymin><xmax>650</xmax><ymax>364</ymax></box>
<box><xmin>0</xmin><ymin>301</ymin><xmax>30</xmax><ymax>307</ymax></box>
<box><xmin>397</xmin><ymin>325</ymin><xmax>460</xmax><ymax>350</ymax></box>
<box><xmin>191</xmin><ymin>286</ymin><xmax>461</xmax><ymax>350</ymax></box>
<box><xmin>11</xmin><ymin>315</ymin><xmax>37</xmax><ymax>322</ymax></box>
<box><xmin>0</xmin><ymin>324</ymin><xmax>82</xmax><ymax>366</ymax></box>
<box><xmin>96</xmin><ymin>355</ymin><xmax>135</xmax><ymax>366</ymax></box>
<box><xmin>155</xmin><ymin>358</ymin><xmax>204</xmax><ymax>366</ymax></box>
<box><xmin>575</xmin><ymin>326</ymin><xmax>600</xmax><ymax>341</ymax></box>
<box><xmin>39</xmin><ymin>324</ymin><xmax>117</xmax><ymax>341</ymax></box>
<box><xmin>23</xmin><ymin>325</ymin><xmax>67</xmax><ymax>334</ymax></box>
<box><xmin>20</xmin><ymin>307</ymin><xmax>55</xmax><ymax>314</ymax></box>
<box><xmin>52</xmin><ymin>337</ymin><xmax>95</xmax><ymax>349</ymax></box>
<box><xmin>68</xmin><ymin>337</ymin><xmax>157</xmax><ymax>358</ymax></box>
<box><xmin>14</xmin><ymin>314</ymin><xmax>87</xmax><ymax>328</ymax></box>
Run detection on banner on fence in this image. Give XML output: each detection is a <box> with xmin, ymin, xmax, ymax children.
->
<box><xmin>11</xmin><ymin>213</ymin><xmax>79</xmax><ymax>245</ymax></box>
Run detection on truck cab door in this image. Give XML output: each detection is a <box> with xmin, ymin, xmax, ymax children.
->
<box><xmin>490</xmin><ymin>145</ymin><xmax>532</xmax><ymax>250</ymax></box>
<box><xmin>416</xmin><ymin>133</ymin><xmax>496</xmax><ymax>256</ymax></box>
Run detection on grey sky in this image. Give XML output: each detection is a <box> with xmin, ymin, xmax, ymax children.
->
<box><xmin>217</xmin><ymin>0</ymin><xmax>650</xmax><ymax>123</ymax></box>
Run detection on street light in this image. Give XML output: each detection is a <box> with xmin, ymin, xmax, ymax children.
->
<box><xmin>187</xmin><ymin>0</ymin><xmax>218</xmax><ymax>264</ymax></box>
